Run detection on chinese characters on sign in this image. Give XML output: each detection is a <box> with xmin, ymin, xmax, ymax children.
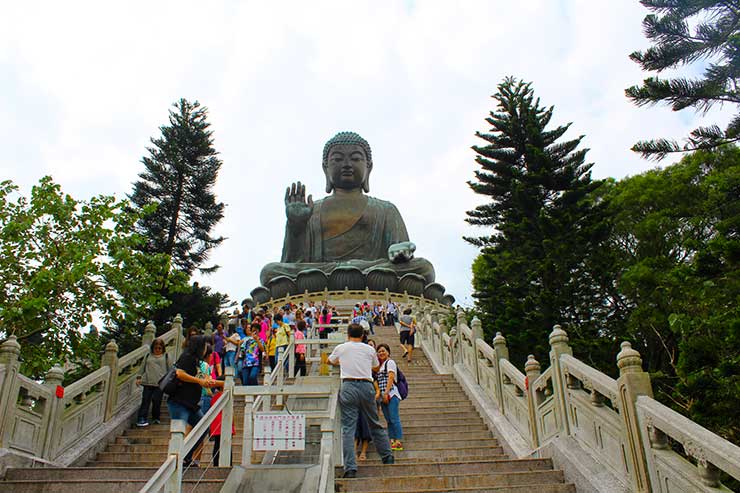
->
<box><xmin>253</xmin><ymin>413</ymin><xmax>306</xmax><ymax>451</ymax></box>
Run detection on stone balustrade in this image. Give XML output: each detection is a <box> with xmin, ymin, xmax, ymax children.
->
<box><xmin>414</xmin><ymin>303</ymin><xmax>740</xmax><ymax>493</ymax></box>
<box><xmin>0</xmin><ymin>316</ymin><xmax>184</xmax><ymax>466</ymax></box>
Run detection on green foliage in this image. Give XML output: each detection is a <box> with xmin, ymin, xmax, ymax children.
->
<box><xmin>466</xmin><ymin>77</ymin><xmax>610</xmax><ymax>367</ymax></box>
<box><xmin>0</xmin><ymin>177</ymin><xmax>174</xmax><ymax>378</ymax></box>
<box><xmin>604</xmin><ymin>147</ymin><xmax>739</xmax><ymax>443</ymax></box>
<box><xmin>129</xmin><ymin>98</ymin><xmax>225</xmax><ymax>277</ymax></box>
<box><xmin>627</xmin><ymin>1</ymin><xmax>740</xmax><ymax>159</ymax></box>
<box><xmin>152</xmin><ymin>281</ymin><xmax>234</xmax><ymax>335</ymax></box>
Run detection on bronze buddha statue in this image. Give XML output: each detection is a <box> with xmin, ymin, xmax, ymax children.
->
<box><xmin>252</xmin><ymin>132</ymin><xmax>450</xmax><ymax>304</ymax></box>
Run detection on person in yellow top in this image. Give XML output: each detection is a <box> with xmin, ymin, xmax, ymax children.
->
<box><xmin>266</xmin><ymin>327</ymin><xmax>277</xmax><ymax>370</ymax></box>
<box><xmin>274</xmin><ymin>318</ymin><xmax>291</xmax><ymax>369</ymax></box>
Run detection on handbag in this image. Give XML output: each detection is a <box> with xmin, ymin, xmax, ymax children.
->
<box><xmin>158</xmin><ymin>365</ymin><xmax>179</xmax><ymax>395</ymax></box>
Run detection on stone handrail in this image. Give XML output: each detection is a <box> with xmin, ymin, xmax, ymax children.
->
<box><xmin>636</xmin><ymin>396</ymin><xmax>740</xmax><ymax>491</ymax></box>
<box><xmin>0</xmin><ymin>316</ymin><xmax>185</xmax><ymax>466</ymax></box>
<box><xmin>264</xmin><ymin>288</ymin><xmax>449</xmax><ymax>312</ymax></box>
<box><xmin>141</xmin><ymin>375</ymin><xmax>235</xmax><ymax>493</ymax></box>
<box><xmin>412</xmin><ymin>301</ymin><xmax>740</xmax><ymax>493</ymax></box>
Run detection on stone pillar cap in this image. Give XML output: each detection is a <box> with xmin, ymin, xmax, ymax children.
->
<box><xmin>45</xmin><ymin>364</ymin><xmax>65</xmax><ymax>382</ymax></box>
<box><xmin>173</xmin><ymin>314</ymin><xmax>183</xmax><ymax>324</ymax></box>
<box><xmin>525</xmin><ymin>354</ymin><xmax>541</xmax><ymax>373</ymax></box>
<box><xmin>493</xmin><ymin>332</ymin><xmax>506</xmax><ymax>346</ymax></box>
<box><xmin>548</xmin><ymin>325</ymin><xmax>569</xmax><ymax>346</ymax></box>
<box><xmin>617</xmin><ymin>341</ymin><xmax>643</xmax><ymax>372</ymax></box>
<box><xmin>1</xmin><ymin>334</ymin><xmax>21</xmax><ymax>355</ymax></box>
<box><xmin>105</xmin><ymin>339</ymin><xmax>119</xmax><ymax>352</ymax></box>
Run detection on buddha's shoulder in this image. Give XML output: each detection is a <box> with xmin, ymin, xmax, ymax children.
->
<box><xmin>314</xmin><ymin>195</ymin><xmax>399</xmax><ymax>211</ymax></box>
<box><xmin>366</xmin><ymin>196</ymin><xmax>401</xmax><ymax>212</ymax></box>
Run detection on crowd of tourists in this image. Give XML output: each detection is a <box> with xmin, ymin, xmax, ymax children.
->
<box><xmin>134</xmin><ymin>300</ymin><xmax>413</xmax><ymax>471</ymax></box>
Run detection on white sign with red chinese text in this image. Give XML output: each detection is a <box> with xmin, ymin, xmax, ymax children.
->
<box><xmin>253</xmin><ymin>413</ymin><xmax>306</xmax><ymax>451</ymax></box>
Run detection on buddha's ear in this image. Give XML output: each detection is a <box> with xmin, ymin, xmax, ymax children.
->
<box><xmin>324</xmin><ymin>172</ymin><xmax>333</xmax><ymax>193</ymax></box>
<box><xmin>363</xmin><ymin>161</ymin><xmax>372</xmax><ymax>193</ymax></box>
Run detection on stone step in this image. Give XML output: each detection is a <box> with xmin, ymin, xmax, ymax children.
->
<box><xmin>336</xmin><ymin>470</ymin><xmax>567</xmax><ymax>492</ymax></box>
<box><xmin>364</xmin><ymin>445</ymin><xmax>504</xmax><ymax>460</ymax></box>
<box><xmin>335</xmin><ymin>484</ymin><xmax>575</xmax><ymax>493</ymax></box>
<box><xmin>402</xmin><ymin>422</ymin><xmax>490</xmax><ymax>433</ymax></box>
<box><xmin>359</xmin><ymin>454</ymin><xmax>510</xmax><ymax>465</ymax></box>
<box><xmin>4</xmin><ymin>467</ymin><xmax>231</xmax><ymax>481</ymax></box>
<box><xmin>336</xmin><ymin>458</ymin><xmax>554</xmax><ymax>478</ymax></box>
<box><xmin>0</xmin><ymin>479</ymin><xmax>223</xmax><ymax>493</ymax></box>
<box><xmin>117</xmin><ymin>429</ymin><xmax>495</xmax><ymax>446</ymax></box>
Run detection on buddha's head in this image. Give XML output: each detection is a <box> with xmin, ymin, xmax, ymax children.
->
<box><xmin>322</xmin><ymin>131</ymin><xmax>373</xmax><ymax>193</ymax></box>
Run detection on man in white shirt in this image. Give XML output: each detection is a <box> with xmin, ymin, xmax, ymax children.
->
<box><xmin>329</xmin><ymin>324</ymin><xmax>394</xmax><ymax>477</ymax></box>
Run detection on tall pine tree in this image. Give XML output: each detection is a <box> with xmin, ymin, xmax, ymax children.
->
<box><xmin>130</xmin><ymin>99</ymin><xmax>225</xmax><ymax>277</ymax></box>
<box><xmin>466</xmin><ymin>77</ymin><xmax>609</xmax><ymax>365</ymax></box>
<box><xmin>626</xmin><ymin>0</ymin><xmax>740</xmax><ymax>160</ymax></box>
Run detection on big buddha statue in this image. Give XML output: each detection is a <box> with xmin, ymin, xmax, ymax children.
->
<box><xmin>251</xmin><ymin>132</ymin><xmax>451</xmax><ymax>305</ymax></box>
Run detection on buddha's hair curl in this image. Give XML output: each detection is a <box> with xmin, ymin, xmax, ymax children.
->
<box><xmin>322</xmin><ymin>131</ymin><xmax>373</xmax><ymax>167</ymax></box>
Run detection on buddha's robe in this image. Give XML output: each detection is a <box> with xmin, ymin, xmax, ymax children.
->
<box><xmin>259</xmin><ymin>196</ymin><xmax>435</xmax><ymax>286</ymax></box>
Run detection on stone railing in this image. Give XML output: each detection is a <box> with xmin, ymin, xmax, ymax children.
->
<box><xmin>414</xmin><ymin>303</ymin><xmax>740</xmax><ymax>493</ymax></box>
<box><xmin>0</xmin><ymin>316</ymin><xmax>185</xmax><ymax>466</ymax></box>
<box><xmin>260</xmin><ymin>288</ymin><xmax>450</xmax><ymax>312</ymax></box>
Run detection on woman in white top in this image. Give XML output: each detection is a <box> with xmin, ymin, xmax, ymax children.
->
<box><xmin>375</xmin><ymin>343</ymin><xmax>404</xmax><ymax>451</ymax></box>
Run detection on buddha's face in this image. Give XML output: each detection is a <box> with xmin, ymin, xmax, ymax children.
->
<box><xmin>325</xmin><ymin>144</ymin><xmax>369</xmax><ymax>191</ymax></box>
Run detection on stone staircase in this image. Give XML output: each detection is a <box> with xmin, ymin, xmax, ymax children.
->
<box><xmin>334</xmin><ymin>325</ymin><xmax>576</xmax><ymax>493</ymax></box>
<box><xmin>2</xmin><ymin>323</ymin><xmax>576</xmax><ymax>493</ymax></box>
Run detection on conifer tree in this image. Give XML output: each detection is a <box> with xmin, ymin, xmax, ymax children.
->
<box><xmin>130</xmin><ymin>99</ymin><xmax>225</xmax><ymax>277</ymax></box>
<box><xmin>466</xmin><ymin>77</ymin><xmax>608</xmax><ymax>364</ymax></box>
<box><xmin>626</xmin><ymin>0</ymin><xmax>740</xmax><ymax>160</ymax></box>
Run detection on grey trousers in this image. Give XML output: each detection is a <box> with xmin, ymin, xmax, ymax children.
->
<box><xmin>339</xmin><ymin>380</ymin><xmax>393</xmax><ymax>472</ymax></box>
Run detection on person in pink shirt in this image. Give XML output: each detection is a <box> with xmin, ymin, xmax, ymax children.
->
<box><xmin>294</xmin><ymin>320</ymin><xmax>307</xmax><ymax>376</ymax></box>
<box><xmin>259</xmin><ymin>314</ymin><xmax>271</xmax><ymax>342</ymax></box>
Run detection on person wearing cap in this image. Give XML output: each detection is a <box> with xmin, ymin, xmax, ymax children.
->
<box><xmin>328</xmin><ymin>323</ymin><xmax>394</xmax><ymax>478</ymax></box>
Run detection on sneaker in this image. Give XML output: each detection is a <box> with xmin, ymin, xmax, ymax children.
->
<box><xmin>152</xmin><ymin>419</ymin><xmax>161</xmax><ymax>425</ymax></box>
<box><xmin>136</xmin><ymin>419</ymin><xmax>149</xmax><ymax>427</ymax></box>
<box><xmin>343</xmin><ymin>470</ymin><xmax>357</xmax><ymax>478</ymax></box>
<box><xmin>394</xmin><ymin>441</ymin><xmax>403</xmax><ymax>451</ymax></box>
<box><xmin>381</xmin><ymin>455</ymin><xmax>395</xmax><ymax>465</ymax></box>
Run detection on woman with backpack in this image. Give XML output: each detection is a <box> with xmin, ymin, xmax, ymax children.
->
<box><xmin>375</xmin><ymin>343</ymin><xmax>404</xmax><ymax>451</ymax></box>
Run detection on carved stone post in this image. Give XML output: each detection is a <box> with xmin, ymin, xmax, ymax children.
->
<box><xmin>524</xmin><ymin>355</ymin><xmax>541</xmax><ymax>448</ymax></box>
<box><xmin>204</xmin><ymin>321</ymin><xmax>213</xmax><ymax>339</ymax></box>
<box><xmin>616</xmin><ymin>342</ymin><xmax>653</xmax><ymax>493</ymax></box>
<box><xmin>165</xmin><ymin>419</ymin><xmax>186</xmax><ymax>493</ymax></box>
<box><xmin>242</xmin><ymin>395</ymin><xmax>254</xmax><ymax>466</ymax></box>
<box><xmin>42</xmin><ymin>364</ymin><xmax>65</xmax><ymax>459</ymax></box>
<box><xmin>455</xmin><ymin>308</ymin><xmax>466</xmax><ymax>365</ymax></box>
<box><xmin>548</xmin><ymin>325</ymin><xmax>572</xmax><ymax>436</ymax></box>
<box><xmin>470</xmin><ymin>317</ymin><xmax>484</xmax><ymax>384</ymax></box>
<box><xmin>172</xmin><ymin>314</ymin><xmax>184</xmax><ymax>360</ymax></box>
<box><xmin>220</xmin><ymin>313</ymin><xmax>230</xmax><ymax>333</ymax></box>
<box><xmin>102</xmin><ymin>340</ymin><xmax>119</xmax><ymax>421</ymax></box>
<box><xmin>219</xmin><ymin>366</ymin><xmax>234</xmax><ymax>467</ymax></box>
<box><xmin>0</xmin><ymin>336</ymin><xmax>21</xmax><ymax>450</ymax></box>
<box><xmin>288</xmin><ymin>331</ymin><xmax>295</xmax><ymax>378</ymax></box>
<box><xmin>142</xmin><ymin>321</ymin><xmax>156</xmax><ymax>347</ymax></box>
<box><xmin>491</xmin><ymin>332</ymin><xmax>509</xmax><ymax>407</ymax></box>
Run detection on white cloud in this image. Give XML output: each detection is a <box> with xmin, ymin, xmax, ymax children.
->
<box><xmin>1</xmin><ymin>1</ymin><xmax>725</xmax><ymax>311</ymax></box>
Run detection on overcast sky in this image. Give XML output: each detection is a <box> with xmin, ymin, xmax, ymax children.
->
<box><xmin>1</xmin><ymin>1</ymin><xmax>725</xmax><ymax>309</ymax></box>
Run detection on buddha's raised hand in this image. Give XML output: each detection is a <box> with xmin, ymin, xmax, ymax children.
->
<box><xmin>285</xmin><ymin>181</ymin><xmax>314</xmax><ymax>225</ymax></box>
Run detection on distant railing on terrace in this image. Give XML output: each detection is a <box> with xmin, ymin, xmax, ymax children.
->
<box><xmin>412</xmin><ymin>302</ymin><xmax>740</xmax><ymax>493</ymax></box>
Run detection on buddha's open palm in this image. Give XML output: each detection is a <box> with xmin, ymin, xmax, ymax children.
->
<box><xmin>285</xmin><ymin>181</ymin><xmax>313</xmax><ymax>225</ymax></box>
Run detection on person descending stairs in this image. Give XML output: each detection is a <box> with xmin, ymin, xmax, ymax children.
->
<box><xmin>335</xmin><ymin>324</ymin><xmax>576</xmax><ymax>493</ymax></box>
